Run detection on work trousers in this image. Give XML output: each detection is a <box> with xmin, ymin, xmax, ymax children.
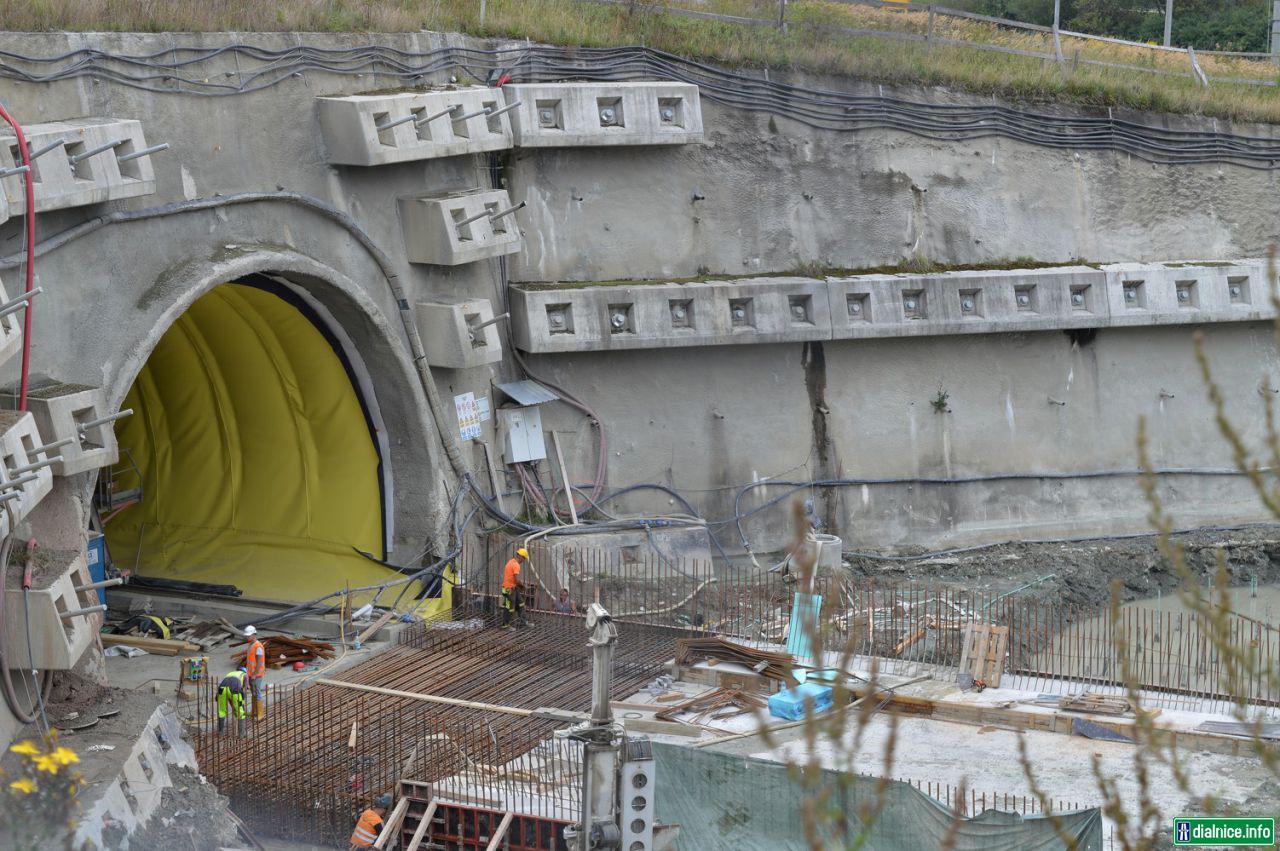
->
<box><xmin>249</xmin><ymin>675</ymin><xmax>266</xmax><ymax>720</ymax></box>
<box><xmin>216</xmin><ymin>688</ymin><xmax>247</xmax><ymax>736</ymax></box>
<box><xmin>501</xmin><ymin>588</ymin><xmax>524</xmax><ymax>625</ymax></box>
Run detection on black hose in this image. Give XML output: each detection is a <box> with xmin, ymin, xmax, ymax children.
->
<box><xmin>0</xmin><ymin>43</ymin><xmax>1277</xmax><ymax>167</ymax></box>
<box><xmin>0</xmin><ymin>536</ymin><xmax>53</xmax><ymax>726</ymax></box>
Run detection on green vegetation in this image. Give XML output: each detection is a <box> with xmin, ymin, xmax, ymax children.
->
<box><xmin>952</xmin><ymin>0</ymin><xmax>1270</xmax><ymax>53</ymax></box>
<box><xmin>8</xmin><ymin>0</ymin><xmax>1280</xmax><ymax>123</ymax></box>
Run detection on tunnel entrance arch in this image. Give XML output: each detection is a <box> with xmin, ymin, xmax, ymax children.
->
<box><xmin>102</xmin><ymin>274</ymin><xmax>399</xmax><ymax>603</ymax></box>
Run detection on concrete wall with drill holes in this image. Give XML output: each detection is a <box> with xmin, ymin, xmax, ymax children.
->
<box><xmin>0</xmin><ymin>31</ymin><xmax>1279</xmax><ymax>562</ymax></box>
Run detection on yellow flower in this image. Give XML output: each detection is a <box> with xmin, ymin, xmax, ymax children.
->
<box><xmin>32</xmin><ymin>754</ymin><xmax>61</xmax><ymax>774</ymax></box>
<box><xmin>51</xmin><ymin>747</ymin><xmax>79</xmax><ymax>767</ymax></box>
<box><xmin>8</xmin><ymin>740</ymin><xmax>39</xmax><ymax>757</ymax></box>
<box><xmin>8</xmin><ymin>778</ymin><xmax>36</xmax><ymax>794</ymax></box>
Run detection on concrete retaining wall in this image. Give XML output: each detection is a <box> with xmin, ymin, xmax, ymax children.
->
<box><xmin>0</xmin><ymin>30</ymin><xmax>1275</xmax><ymax>563</ymax></box>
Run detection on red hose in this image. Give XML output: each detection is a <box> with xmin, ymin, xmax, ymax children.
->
<box><xmin>0</xmin><ymin>102</ymin><xmax>36</xmax><ymax>412</ymax></box>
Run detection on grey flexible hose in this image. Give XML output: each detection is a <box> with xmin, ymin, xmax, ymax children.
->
<box><xmin>0</xmin><ymin>191</ymin><xmax>469</xmax><ymax>479</ymax></box>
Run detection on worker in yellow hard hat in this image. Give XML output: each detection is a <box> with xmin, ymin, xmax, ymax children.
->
<box><xmin>501</xmin><ymin>547</ymin><xmax>529</xmax><ymax>628</ymax></box>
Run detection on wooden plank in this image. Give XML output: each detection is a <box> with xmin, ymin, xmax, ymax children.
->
<box><xmin>373</xmin><ymin>797</ymin><xmax>409</xmax><ymax>849</ymax></box>
<box><xmin>316</xmin><ymin>678</ymin><xmax>536</xmax><ymax>717</ymax></box>
<box><xmin>549</xmin><ymin>431</ymin><xmax>578</xmax><ymax>525</ymax></box>
<box><xmin>405</xmin><ymin>800</ymin><xmax>438</xmax><ymax>851</ymax></box>
<box><xmin>623</xmin><ymin>718</ymin><xmax>705</xmax><ymax>738</ymax></box>
<box><xmin>348</xmin><ymin>721</ymin><xmax>358</xmax><ymax>750</ymax></box>
<box><xmin>485</xmin><ymin>812</ymin><xmax>515</xmax><ymax>851</ymax></box>
<box><xmin>99</xmin><ymin>633</ymin><xmax>199</xmax><ymax>655</ymax></box>
<box><xmin>356</xmin><ymin>609</ymin><xmax>397</xmax><ymax>646</ymax></box>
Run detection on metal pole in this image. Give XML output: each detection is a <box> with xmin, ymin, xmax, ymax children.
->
<box><xmin>1163</xmin><ymin>0</ymin><xmax>1173</xmax><ymax>47</ymax></box>
<box><xmin>1272</xmin><ymin>1</ymin><xmax>1280</xmax><ymax>60</ymax></box>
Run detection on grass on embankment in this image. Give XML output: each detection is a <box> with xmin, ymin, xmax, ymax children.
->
<box><xmin>10</xmin><ymin>0</ymin><xmax>1280</xmax><ymax>124</ymax></box>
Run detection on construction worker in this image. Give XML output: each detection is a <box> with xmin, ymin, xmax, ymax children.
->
<box><xmin>501</xmin><ymin>547</ymin><xmax>528</xmax><ymax>627</ymax></box>
<box><xmin>349</xmin><ymin>793</ymin><xmax>391</xmax><ymax>849</ymax></box>
<box><xmin>243</xmin><ymin>625</ymin><xmax>267</xmax><ymax>720</ymax></box>
<box><xmin>216</xmin><ymin>666</ymin><xmax>248</xmax><ymax>736</ymax></box>
<box><xmin>553</xmin><ymin>588</ymin><xmax>576</xmax><ymax>614</ymax></box>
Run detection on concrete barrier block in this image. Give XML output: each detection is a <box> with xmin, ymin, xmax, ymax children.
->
<box><xmin>414</xmin><ymin>298</ymin><xmax>504</xmax><ymax>368</ymax></box>
<box><xmin>504</xmin><ymin>82</ymin><xmax>702</xmax><ymax>147</ymax></box>
<box><xmin>510</xmin><ymin>277</ymin><xmax>829</xmax><ymax>352</ymax></box>
<box><xmin>1100</xmin><ymin>261</ymin><xmax>1273</xmax><ymax>327</ymax></box>
<box><xmin>827</xmin><ymin>266</ymin><xmax>1110</xmax><ymax>339</ymax></box>
<box><xmin>0</xmin><ymin>118</ymin><xmax>158</xmax><ymax>220</ymax></box>
<box><xmin>513</xmin><ymin>261</ymin><xmax>1272</xmax><ymax>353</ymax></box>
<box><xmin>399</xmin><ymin>189</ymin><xmax>522</xmax><ymax>265</ymax></box>
<box><xmin>0</xmin><ymin>382</ymin><xmax>120</xmax><ymax>476</ymax></box>
<box><xmin>2</xmin><ymin>548</ymin><xmax>97</xmax><ymax>670</ymax></box>
<box><xmin>318</xmin><ymin>87</ymin><xmax>513</xmax><ymax>165</ymax></box>
<box><xmin>0</xmin><ymin>410</ymin><xmax>52</xmax><ymax>523</ymax></box>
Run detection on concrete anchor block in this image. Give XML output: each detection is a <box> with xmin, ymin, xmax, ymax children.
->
<box><xmin>0</xmin><ymin>382</ymin><xmax>120</xmax><ymax>476</ymax></box>
<box><xmin>0</xmin><ymin>118</ymin><xmax>159</xmax><ymax>219</ymax></box>
<box><xmin>2</xmin><ymin>548</ymin><xmax>98</xmax><ymax>670</ymax></box>
<box><xmin>0</xmin><ymin>410</ymin><xmax>53</xmax><ymax>523</ymax></box>
<box><xmin>509</xmin><ymin>276</ymin><xmax>830</xmax><ymax>353</ymax></box>
<box><xmin>399</xmin><ymin>188</ymin><xmax>522</xmax><ymax>266</ymax></box>
<box><xmin>414</xmin><ymin>298</ymin><xmax>504</xmax><ymax>368</ymax></box>
<box><xmin>504</xmin><ymin>81</ymin><xmax>703</xmax><ymax>147</ymax></box>
<box><xmin>317</xmin><ymin>87</ymin><xmax>513</xmax><ymax>166</ymax></box>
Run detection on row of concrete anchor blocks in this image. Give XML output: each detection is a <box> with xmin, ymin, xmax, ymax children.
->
<box><xmin>317</xmin><ymin>81</ymin><xmax>703</xmax><ymax>166</ymax></box>
<box><xmin>506</xmin><ymin>261</ymin><xmax>1274</xmax><ymax>353</ymax></box>
<box><xmin>0</xmin><ymin>118</ymin><xmax>160</xmax><ymax>225</ymax></box>
<box><xmin>0</xmin><ymin>382</ymin><xmax>121</xmax><ymax>670</ymax></box>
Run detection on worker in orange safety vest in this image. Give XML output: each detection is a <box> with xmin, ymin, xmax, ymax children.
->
<box><xmin>501</xmin><ymin>548</ymin><xmax>528</xmax><ymax>628</ymax></box>
<box><xmin>349</xmin><ymin>793</ymin><xmax>391</xmax><ymax>849</ymax></box>
<box><xmin>243</xmin><ymin>625</ymin><xmax>267</xmax><ymax>720</ymax></box>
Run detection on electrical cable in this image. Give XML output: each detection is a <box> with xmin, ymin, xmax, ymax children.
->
<box><xmin>0</xmin><ymin>43</ymin><xmax>1278</xmax><ymax>166</ymax></box>
<box><xmin>0</xmin><ymin>99</ymin><xmax>38</xmax><ymax>410</ymax></box>
<box><xmin>0</xmin><ymin>535</ymin><xmax>53</xmax><ymax>727</ymax></box>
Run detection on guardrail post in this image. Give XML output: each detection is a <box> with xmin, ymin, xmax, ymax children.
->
<box><xmin>927</xmin><ymin>6</ymin><xmax>935</xmax><ymax>43</ymax></box>
<box><xmin>778</xmin><ymin>0</ymin><xmax>786</xmax><ymax>31</ymax></box>
<box><xmin>1187</xmin><ymin>46</ymin><xmax>1209</xmax><ymax>86</ymax></box>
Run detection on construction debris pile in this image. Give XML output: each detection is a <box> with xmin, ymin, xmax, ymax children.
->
<box><xmin>231</xmin><ymin>635</ymin><xmax>335</xmax><ymax>670</ymax></box>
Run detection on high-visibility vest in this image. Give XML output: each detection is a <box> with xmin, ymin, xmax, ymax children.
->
<box><xmin>349</xmin><ymin>808</ymin><xmax>383</xmax><ymax>847</ymax></box>
<box><xmin>245</xmin><ymin>638</ymin><xmax>266</xmax><ymax>678</ymax></box>
<box><xmin>219</xmin><ymin>670</ymin><xmax>246</xmax><ymax>691</ymax></box>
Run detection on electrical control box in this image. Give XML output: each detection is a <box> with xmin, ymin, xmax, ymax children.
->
<box><xmin>498</xmin><ymin>406</ymin><xmax>547</xmax><ymax>464</ymax></box>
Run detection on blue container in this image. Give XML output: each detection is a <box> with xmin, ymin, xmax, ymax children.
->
<box><xmin>86</xmin><ymin>534</ymin><xmax>107</xmax><ymax>604</ymax></box>
<box><xmin>768</xmin><ymin>682</ymin><xmax>833</xmax><ymax>721</ymax></box>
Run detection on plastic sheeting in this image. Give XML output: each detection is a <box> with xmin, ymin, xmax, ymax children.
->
<box><xmin>104</xmin><ymin>282</ymin><xmax>417</xmax><ymax>604</ymax></box>
<box><xmin>653</xmin><ymin>743</ymin><xmax>1103</xmax><ymax>851</ymax></box>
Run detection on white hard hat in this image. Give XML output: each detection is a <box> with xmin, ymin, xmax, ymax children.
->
<box><xmin>243</xmin><ymin>625</ymin><xmax>257</xmax><ymax>636</ymax></box>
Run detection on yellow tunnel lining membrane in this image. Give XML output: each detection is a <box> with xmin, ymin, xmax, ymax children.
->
<box><xmin>105</xmin><ymin>281</ymin><xmax>450</xmax><ymax>616</ymax></box>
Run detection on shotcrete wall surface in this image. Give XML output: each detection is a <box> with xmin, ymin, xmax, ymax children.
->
<box><xmin>0</xmin><ymin>31</ymin><xmax>1277</xmax><ymax>555</ymax></box>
